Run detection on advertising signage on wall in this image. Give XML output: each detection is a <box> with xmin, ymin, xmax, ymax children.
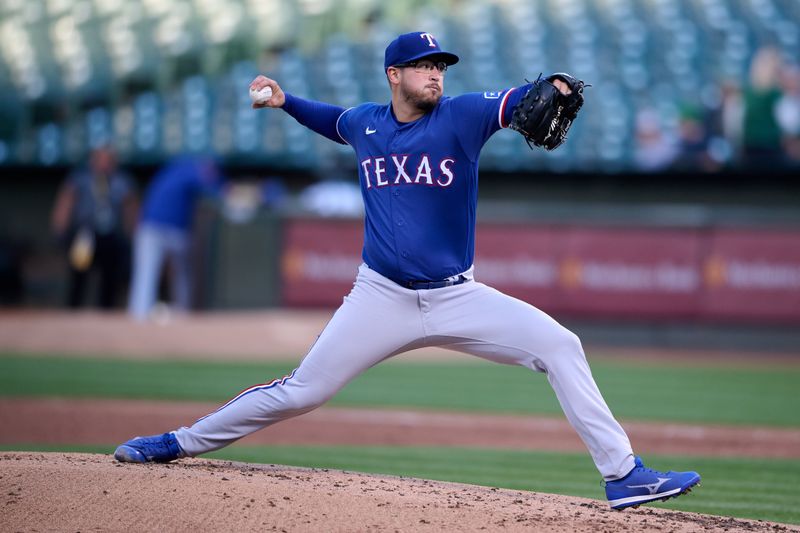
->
<box><xmin>280</xmin><ymin>219</ymin><xmax>800</xmax><ymax>325</ymax></box>
<box><xmin>701</xmin><ymin>230</ymin><xmax>800</xmax><ymax>322</ymax></box>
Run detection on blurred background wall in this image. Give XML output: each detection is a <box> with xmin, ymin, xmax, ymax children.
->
<box><xmin>0</xmin><ymin>0</ymin><xmax>798</xmax><ymax>349</ymax></box>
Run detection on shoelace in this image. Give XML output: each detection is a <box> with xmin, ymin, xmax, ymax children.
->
<box><xmin>144</xmin><ymin>435</ymin><xmax>174</xmax><ymax>452</ymax></box>
<box><xmin>604</xmin><ymin>462</ymin><xmax>671</xmax><ymax>487</ymax></box>
<box><xmin>607</xmin><ymin>464</ymin><xmax>665</xmax><ymax>486</ymax></box>
<box><xmin>637</xmin><ymin>464</ymin><xmax>672</xmax><ymax>475</ymax></box>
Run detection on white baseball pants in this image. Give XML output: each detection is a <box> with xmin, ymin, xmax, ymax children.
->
<box><xmin>128</xmin><ymin>222</ymin><xmax>192</xmax><ymax>321</ymax></box>
<box><xmin>175</xmin><ymin>263</ymin><xmax>636</xmax><ymax>480</ymax></box>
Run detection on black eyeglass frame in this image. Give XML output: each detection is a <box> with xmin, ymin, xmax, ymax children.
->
<box><xmin>392</xmin><ymin>60</ymin><xmax>449</xmax><ymax>73</ymax></box>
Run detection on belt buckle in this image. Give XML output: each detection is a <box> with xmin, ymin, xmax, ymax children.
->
<box><xmin>407</xmin><ymin>275</ymin><xmax>466</xmax><ymax>290</ymax></box>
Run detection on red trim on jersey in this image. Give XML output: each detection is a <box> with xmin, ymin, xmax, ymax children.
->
<box><xmin>498</xmin><ymin>88</ymin><xmax>516</xmax><ymax>129</ymax></box>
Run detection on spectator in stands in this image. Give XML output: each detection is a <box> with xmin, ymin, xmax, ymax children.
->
<box><xmin>741</xmin><ymin>46</ymin><xmax>784</xmax><ymax>168</ymax></box>
<box><xmin>673</xmin><ymin>104</ymin><xmax>721</xmax><ymax>172</ymax></box>
<box><xmin>633</xmin><ymin>107</ymin><xmax>678</xmax><ymax>172</ymax></box>
<box><xmin>720</xmin><ymin>81</ymin><xmax>745</xmax><ymax>161</ymax></box>
<box><xmin>50</xmin><ymin>145</ymin><xmax>137</xmax><ymax>309</ymax></box>
<box><xmin>705</xmin><ymin>80</ymin><xmax>745</xmax><ymax>167</ymax></box>
<box><xmin>127</xmin><ymin>154</ymin><xmax>224</xmax><ymax>321</ymax></box>
<box><xmin>776</xmin><ymin>64</ymin><xmax>800</xmax><ymax>164</ymax></box>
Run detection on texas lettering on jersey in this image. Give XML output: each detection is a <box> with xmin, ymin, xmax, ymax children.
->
<box><xmin>334</xmin><ymin>89</ymin><xmax>523</xmax><ymax>282</ymax></box>
<box><xmin>360</xmin><ymin>155</ymin><xmax>456</xmax><ymax>188</ymax></box>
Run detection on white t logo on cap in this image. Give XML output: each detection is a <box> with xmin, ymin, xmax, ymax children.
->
<box><xmin>420</xmin><ymin>33</ymin><xmax>437</xmax><ymax>47</ymax></box>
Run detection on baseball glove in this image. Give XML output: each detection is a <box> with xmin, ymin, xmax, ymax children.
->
<box><xmin>509</xmin><ymin>73</ymin><xmax>586</xmax><ymax>151</ymax></box>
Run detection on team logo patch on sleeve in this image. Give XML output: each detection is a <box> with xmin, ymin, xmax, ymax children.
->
<box><xmin>483</xmin><ymin>91</ymin><xmax>502</xmax><ymax>99</ymax></box>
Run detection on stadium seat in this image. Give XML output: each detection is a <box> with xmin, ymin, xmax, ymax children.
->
<box><xmin>0</xmin><ymin>0</ymin><xmax>798</xmax><ymax>171</ymax></box>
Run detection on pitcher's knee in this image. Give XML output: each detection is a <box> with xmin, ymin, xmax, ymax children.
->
<box><xmin>562</xmin><ymin>329</ymin><xmax>585</xmax><ymax>356</ymax></box>
<box><xmin>542</xmin><ymin>327</ymin><xmax>586</xmax><ymax>364</ymax></box>
<box><xmin>278</xmin><ymin>385</ymin><xmax>335</xmax><ymax>414</ymax></box>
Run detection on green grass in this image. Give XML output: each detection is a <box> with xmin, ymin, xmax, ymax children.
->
<box><xmin>4</xmin><ymin>444</ymin><xmax>798</xmax><ymax>525</ymax></box>
<box><xmin>1</xmin><ymin>352</ymin><xmax>799</xmax><ymax>426</ymax></box>
<box><xmin>4</xmin><ymin>351</ymin><xmax>798</xmax><ymax>526</ymax></box>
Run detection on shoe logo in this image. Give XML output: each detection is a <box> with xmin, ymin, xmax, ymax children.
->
<box><xmin>627</xmin><ymin>477</ymin><xmax>671</xmax><ymax>495</ymax></box>
<box><xmin>365</xmin><ymin>127</ymin><xmax>377</xmax><ymax>135</ymax></box>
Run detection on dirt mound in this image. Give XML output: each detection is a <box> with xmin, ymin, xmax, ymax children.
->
<box><xmin>1</xmin><ymin>452</ymin><xmax>795</xmax><ymax>533</ymax></box>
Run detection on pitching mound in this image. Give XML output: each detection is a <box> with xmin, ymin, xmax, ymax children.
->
<box><xmin>2</xmin><ymin>453</ymin><xmax>794</xmax><ymax>532</ymax></box>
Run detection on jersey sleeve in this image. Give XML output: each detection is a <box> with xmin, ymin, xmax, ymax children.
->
<box><xmin>334</xmin><ymin>106</ymin><xmax>357</xmax><ymax>145</ymax></box>
<box><xmin>448</xmin><ymin>84</ymin><xmax>533</xmax><ymax>159</ymax></box>
<box><xmin>281</xmin><ymin>93</ymin><xmax>348</xmax><ymax>145</ymax></box>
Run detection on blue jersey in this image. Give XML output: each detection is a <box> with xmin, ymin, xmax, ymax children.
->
<box><xmin>281</xmin><ymin>86</ymin><xmax>529</xmax><ymax>284</ymax></box>
<box><xmin>141</xmin><ymin>156</ymin><xmax>223</xmax><ymax>231</ymax></box>
<box><xmin>335</xmin><ymin>90</ymin><xmax>520</xmax><ymax>284</ymax></box>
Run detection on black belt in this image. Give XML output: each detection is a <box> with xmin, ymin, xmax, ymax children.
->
<box><xmin>403</xmin><ymin>275</ymin><xmax>469</xmax><ymax>290</ymax></box>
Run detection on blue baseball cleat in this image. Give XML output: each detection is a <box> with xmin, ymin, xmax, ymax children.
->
<box><xmin>114</xmin><ymin>432</ymin><xmax>186</xmax><ymax>463</ymax></box>
<box><xmin>606</xmin><ymin>456</ymin><xmax>700</xmax><ymax>510</ymax></box>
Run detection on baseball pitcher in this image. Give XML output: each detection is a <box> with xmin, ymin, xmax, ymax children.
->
<box><xmin>115</xmin><ymin>32</ymin><xmax>700</xmax><ymax>510</ymax></box>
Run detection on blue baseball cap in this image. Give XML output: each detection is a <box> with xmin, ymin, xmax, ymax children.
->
<box><xmin>384</xmin><ymin>32</ymin><xmax>459</xmax><ymax>71</ymax></box>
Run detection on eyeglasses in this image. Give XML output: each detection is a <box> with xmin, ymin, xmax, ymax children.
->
<box><xmin>393</xmin><ymin>60</ymin><xmax>448</xmax><ymax>74</ymax></box>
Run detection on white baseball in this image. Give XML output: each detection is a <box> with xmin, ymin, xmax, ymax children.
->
<box><xmin>249</xmin><ymin>86</ymin><xmax>273</xmax><ymax>104</ymax></box>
